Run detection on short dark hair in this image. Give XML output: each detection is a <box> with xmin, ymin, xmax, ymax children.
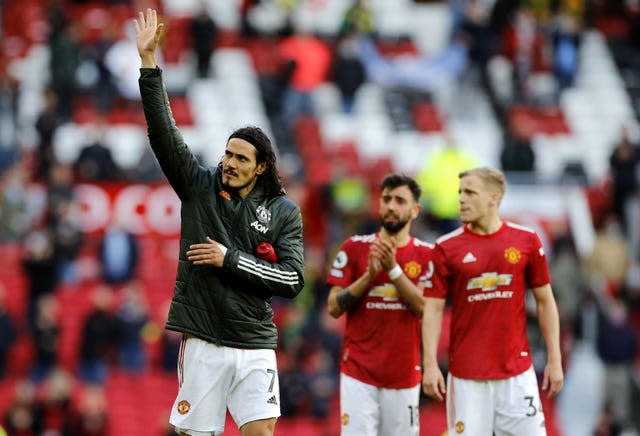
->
<box><xmin>222</xmin><ymin>126</ymin><xmax>285</xmax><ymax>196</ymax></box>
<box><xmin>380</xmin><ymin>173</ymin><xmax>421</xmax><ymax>202</ymax></box>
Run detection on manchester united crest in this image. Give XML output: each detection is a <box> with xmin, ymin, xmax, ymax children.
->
<box><xmin>455</xmin><ymin>420</ymin><xmax>465</xmax><ymax>433</ymax></box>
<box><xmin>403</xmin><ymin>261</ymin><xmax>422</xmax><ymax>279</ymax></box>
<box><xmin>341</xmin><ymin>413</ymin><xmax>350</xmax><ymax>426</ymax></box>
<box><xmin>504</xmin><ymin>247</ymin><xmax>521</xmax><ymax>264</ymax></box>
<box><xmin>177</xmin><ymin>400</ymin><xmax>191</xmax><ymax>415</ymax></box>
<box><xmin>256</xmin><ymin>205</ymin><xmax>271</xmax><ymax>224</ymax></box>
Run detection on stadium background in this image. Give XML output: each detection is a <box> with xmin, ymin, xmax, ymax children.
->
<box><xmin>0</xmin><ymin>0</ymin><xmax>639</xmax><ymax>435</ymax></box>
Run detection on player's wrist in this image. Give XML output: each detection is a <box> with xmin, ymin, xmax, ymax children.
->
<box><xmin>140</xmin><ymin>54</ymin><xmax>158</xmax><ymax>68</ymax></box>
<box><xmin>388</xmin><ymin>264</ymin><xmax>403</xmax><ymax>281</ymax></box>
<box><xmin>423</xmin><ymin>359</ymin><xmax>439</xmax><ymax>370</ymax></box>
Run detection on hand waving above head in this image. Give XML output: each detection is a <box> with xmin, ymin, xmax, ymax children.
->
<box><xmin>133</xmin><ymin>8</ymin><xmax>164</xmax><ymax>68</ymax></box>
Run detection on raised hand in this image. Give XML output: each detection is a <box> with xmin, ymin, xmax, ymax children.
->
<box><xmin>133</xmin><ymin>8</ymin><xmax>164</xmax><ymax>68</ymax></box>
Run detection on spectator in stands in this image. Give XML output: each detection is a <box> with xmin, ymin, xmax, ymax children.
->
<box><xmin>50</xmin><ymin>197</ymin><xmax>83</xmax><ymax>283</ymax></box>
<box><xmin>339</xmin><ymin>0</ymin><xmax>376</xmax><ymax>37</ymax></box>
<box><xmin>135</xmin><ymin>9</ymin><xmax>305</xmax><ymax>435</ymax></box>
<box><xmin>239</xmin><ymin>0</ymin><xmax>260</xmax><ymax>37</ymax></box>
<box><xmin>330</xmin><ymin>31</ymin><xmax>367</xmax><ymax>114</ymax></box>
<box><xmin>0</xmin><ymin>162</ymin><xmax>30</xmax><ymax>242</ymax></box>
<box><xmin>34</xmin><ymin>89</ymin><xmax>62</xmax><ymax>179</ymax></box>
<box><xmin>113</xmin><ymin>282</ymin><xmax>149</xmax><ymax>374</ymax></box>
<box><xmin>78</xmin><ymin>286</ymin><xmax>116</xmax><ymax>385</ymax></box>
<box><xmin>29</xmin><ymin>294</ymin><xmax>60</xmax><ymax>382</ymax></box>
<box><xmin>551</xmin><ymin>9</ymin><xmax>581</xmax><ymax>93</ymax></box>
<box><xmin>80</xmin><ymin>20</ymin><xmax>120</xmax><ymax>114</ymax></box>
<box><xmin>500</xmin><ymin>4</ymin><xmax>547</xmax><ymax>103</ymax></box>
<box><xmin>584</xmin><ymin>214</ymin><xmax>631</xmax><ymax>297</ymax></box>
<box><xmin>98</xmin><ymin>219</ymin><xmax>139</xmax><ymax>285</ymax></box>
<box><xmin>608</xmin><ymin>124</ymin><xmax>640</xmax><ymax>236</ymax></box>
<box><xmin>21</xmin><ymin>229</ymin><xmax>59</xmax><ymax>326</ymax></box>
<box><xmin>596</xmin><ymin>296</ymin><xmax>638</xmax><ymax>433</ymax></box>
<box><xmin>415</xmin><ymin>135</ymin><xmax>478</xmax><ymax>234</ymax></box>
<box><xmin>34</xmin><ymin>368</ymin><xmax>74</xmax><ymax>435</ymax></box>
<box><xmin>278</xmin><ymin>18</ymin><xmax>331</xmax><ymax>129</ymax></box>
<box><xmin>191</xmin><ymin>2</ymin><xmax>218</xmax><ymax>78</ymax></box>
<box><xmin>327</xmin><ymin>174</ymin><xmax>433</xmax><ymax>436</ymax></box>
<box><xmin>549</xmin><ymin>234</ymin><xmax>588</xmax><ymax>329</ymax></box>
<box><xmin>70</xmin><ymin>385</ymin><xmax>109</xmax><ymax>436</ymax></box>
<box><xmin>327</xmin><ymin>175</ymin><xmax>371</xmax><ymax>244</ymax></box>
<box><xmin>74</xmin><ymin>132</ymin><xmax>124</xmax><ymax>182</ymax></box>
<box><xmin>47</xmin><ymin>162</ymin><xmax>75</xmax><ymax>221</ymax></box>
<box><xmin>48</xmin><ymin>21</ymin><xmax>81</xmax><ymax>120</ymax></box>
<box><xmin>452</xmin><ymin>0</ymin><xmax>497</xmax><ymax>69</ymax></box>
<box><xmin>356</xmin><ymin>31</ymin><xmax>470</xmax><ymax>92</ymax></box>
<box><xmin>0</xmin><ymin>284</ymin><xmax>16</xmax><ymax>379</ymax></box>
<box><xmin>3</xmin><ymin>380</ymin><xmax>38</xmax><ymax>435</ymax></box>
<box><xmin>500</xmin><ymin>115</ymin><xmax>536</xmax><ymax>175</ymax></box>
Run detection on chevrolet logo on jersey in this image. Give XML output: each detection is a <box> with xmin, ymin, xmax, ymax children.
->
<box><xmin>467</xmin><ymin>272</ymin><xmax>513</xmax><ymax>291</ymax></box>
<box><xmin>368</xmin><ymin>285</ymin><xmax>398</xmax><ymax>301</ymax></box>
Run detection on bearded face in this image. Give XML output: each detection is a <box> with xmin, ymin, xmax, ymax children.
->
<box><xmin>381</xmin><ymin>213</ymin><xmax>410</xmax><ymax>234</ymax></box>
<box><xmin>379</xmin><ymin>190</ymin><xmax>414</xmax><ymax>234</ymax></box>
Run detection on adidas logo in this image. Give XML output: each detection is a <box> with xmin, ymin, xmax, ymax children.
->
<box><xmin>267</xmin><ymin>395</ymin><xmax>278</xmax><ymax>405</ymax></box>
<box><xmin>462</xmin><ymin>252</ymin><xmax>477</xmax><ymax>263</ymax></box>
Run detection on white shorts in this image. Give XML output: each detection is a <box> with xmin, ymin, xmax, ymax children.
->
<box><xmin>169</xmin><ymin>336</ymin><xmax>280</xmax><ymax>436</ymax></box>
<box><xmin>447</xmin><ymin>366</ymin><xmax>546</xmax><ymax>435</ymax></box>
<box><xmin>340</xmin><ymin>373</ymin><xmax>420</xmax><ymax>436</ymax></box>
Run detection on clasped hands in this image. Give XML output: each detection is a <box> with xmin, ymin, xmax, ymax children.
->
<box><xmin>368</xmin><ymin>236</ymin><xmax>397</xmax><ymax>275</ymax></box>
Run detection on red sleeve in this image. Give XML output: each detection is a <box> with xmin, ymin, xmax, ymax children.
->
<box><xmin>526</xmin><ymin>232</ymin><xmax>551</xmax><ymax>288</ymax></box>
<box><xmin>425</xmin><ymin>243</ymin><xmax>449</xmax><ymax>299</ymax></box>
<box><xmin>326</xmin><ymin>239</ymin><xmax>356</xmax><ymax>288</ymax></box>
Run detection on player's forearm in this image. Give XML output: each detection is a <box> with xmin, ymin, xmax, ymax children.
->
<box><xmin>327</xmin><ymin>271</ymin><xmax>374</xmax><ymax>317</ymax></box>
<box><xmin>422</xmin><ymin>297</ymin><xmax>445</xmax><ymax>367</ymax></box>
<box><xmin>536</xmin><ymin>294</ymin><xmax>562</xmax><ymax>364</ymax></box>
<box><xmin>392</xmin><ymin>274</ymin><xmax>424</xmax><ymax>317</ymax></box>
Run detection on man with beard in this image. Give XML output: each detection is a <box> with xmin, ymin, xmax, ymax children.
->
<box><xmin>134</xmin><ymin>9</ymin><xmax>304</xmax><ymax>436</ymax></box>
<box><xmin>327</xmin><ymin>174</ymin><xmax>434</xmax><ymax>436</ymax></box>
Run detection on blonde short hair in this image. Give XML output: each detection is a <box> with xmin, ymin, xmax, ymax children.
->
<box><xmin>459</xmin><ymin>167</ymin><xmax>506</xmax><ymax>198</ymax></box>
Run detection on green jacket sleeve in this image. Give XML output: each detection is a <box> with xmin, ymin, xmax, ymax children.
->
<box><xmin>223</xmin><ymin>204</ymin><xmax>305</xmax><ymax>299</ymax></box>
<box><xmin>138</xmin><ymin>67</ymin><xmax>208</xmax><ymax>200</ymax></box>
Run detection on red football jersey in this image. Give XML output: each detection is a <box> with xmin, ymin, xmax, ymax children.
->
<box><xmin>327</xmin><ymin>233</ymin><xmax>434</xmax><ymax>388</ymax></box>
<box><xmin>427</xmin><ymin>222</ymin><xmax>551</xmax><ymax>380</ymax></box>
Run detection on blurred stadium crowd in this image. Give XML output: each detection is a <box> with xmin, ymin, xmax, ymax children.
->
<box><xmin>1</xmin><ymin>0</ymin><xmax>640</xmax><ymax>435</ymax></box>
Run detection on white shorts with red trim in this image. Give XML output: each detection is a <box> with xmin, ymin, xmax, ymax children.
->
<box><xmin>169</xmin><ymin>336</ymin><xmax>280</xmax><ymax>435</ymax></box>
<box><xmin>339</xmin><ymin>373</ymin><xmax>420</xmax><ymax>436</ymax></box>
<box><xmin>446</xmin><ymin>366</ymin><xmax>547</xmax><ymax>435</ymax></box>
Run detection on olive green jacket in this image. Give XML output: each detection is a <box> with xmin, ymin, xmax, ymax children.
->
<box><xmin>139</xmin><ymin>67</ymin><xmax>304</xmax><ymax>349</ymax></box>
